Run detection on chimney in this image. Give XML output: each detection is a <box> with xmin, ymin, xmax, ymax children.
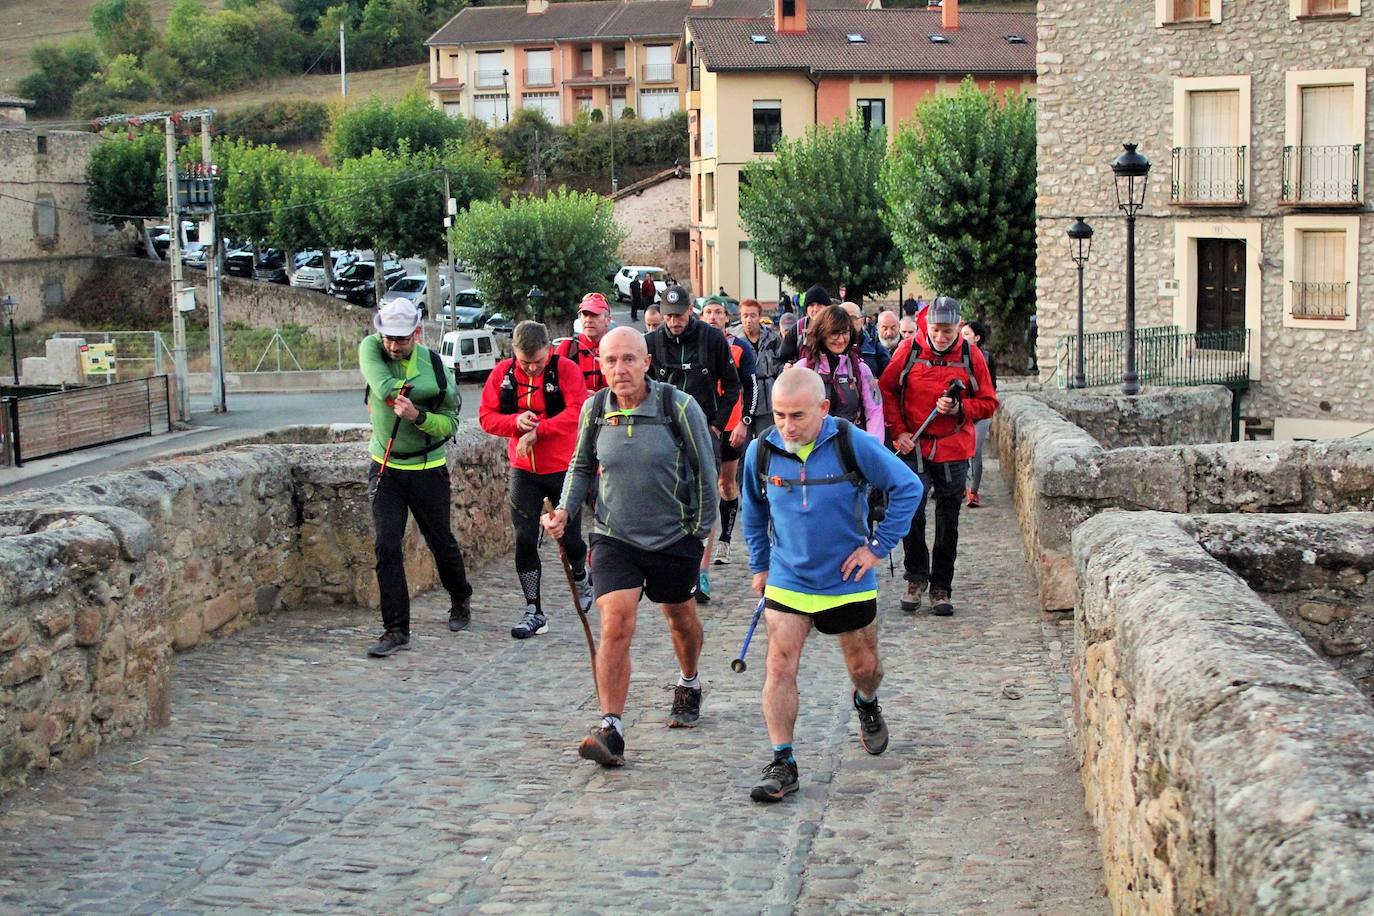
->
<box><xmin>526</xmin><ymin>0</ymin><xmax>548</xmax><ymax>14</ymax></box>
<box><xmin>942</xmin><ymin>0</ymin><xmax>958</xmax><ymax>30</ymax></box>
<box><xmin>775</xmin><ymin>0</ymin><xmax>807</xmax><ymax>33</ymax></box>
<box><xmin>690</xmin><ymin>0</ymin><xmax>714</xmax><ymax>8</ymax></box>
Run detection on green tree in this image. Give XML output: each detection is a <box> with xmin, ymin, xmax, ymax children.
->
<box><xmin>270</xmin><ymin>153</ymin><xmax>336</xmax><ymax>274</ymax></box>
<box><xmin>215</xmin><ymin>139</ymin><xmax>292</xmax><ymax>251</ymax></box>
<box><xmin>87</xmin><ymin>130</ymin><xmax>166</xmax><ymax>258</ymax></box>
<box><xmin>882</xmin><ymin>79</ymin><xmax>1037</xmax><ymax>345</ymax></box>
<box><xmin>15</xmin><ymin>39</ymin><xmax>103</xmax><ymax>115</ymax></box>
<box><xmin>738</xmin><ymin>117</ymin><xmax>907</xmax><ymax>303</ymax></box>
<box><xmin>328</xmin><ymin>93</ymin><xmax>478</xmax><ymax>162</ymax></box>
<box><xmin>91</xmin><ymin>0</ymin><xmax>158</xmax><ymax>58</ymax></box>
<box><xmin>356</xmin><ymin>0</ymin><xmax>430</xmax><ymax>68</ymax></box>
<box><xmin>452</xmin><ymin>189</ymin><xmax>623</xmax><ymax>327</ymax></box>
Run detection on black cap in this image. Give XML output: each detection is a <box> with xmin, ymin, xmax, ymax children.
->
<box><xmin>802</xmin><ymin>285</ymin><xmax>831</xmax><ymax>309</ymax></box>
<box><xmin>661</xmin><ymin>284</ymin><xmax>692</xmax><ymax>315</ymax></box>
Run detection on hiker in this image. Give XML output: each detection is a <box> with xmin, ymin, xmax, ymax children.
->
<box><xmin>643</xmin><ymin>304</ymin><xmax>663</xmax><ymax>333</ymax></box>
<box><xmin>740</xmin><ymin>367</ymin><xmax>923</xmax><ymax>802</ymax></box>
<box><xmin>735</xmin><ymin>297</ymin><xmax>785</xmax><ymax>433</ymax></box>
<box><xmin>644</xmin><ymin>285</ymin><xmax>740</xmax><ymax>602</ymax></box>
<box><xmin>777</xmin><ymin>290</ymin><xmax>794</xmax><ymax>315</ymax></box>
<box><xmin>878</xmin><ymin>297</ymin><xmax>999</xmax><ymax>618</ymax></box>
<box><xmin>629</xmin><ymin>270</ymin><xmax>644</xmax><ymax>323</ymax></box>
<box><xmin>641</xmin><ymin>273</ymin><xmax>659</xmax><ymax>315</ymax></box>
<box><xmin>795</xmin><ymin>305</ymin><xmax>884</xmax><ymax>441</ymax></box>
<box><xmin>960</xmin><ymin>320</ymin><xmax>1000</xmax><ymax>509</ymax></box>
<box><xmin>554</xmin><ymin>292</ymin><xmax>611</xmax><ymax>394</ymax></box>
<box><xmin>479</xmin><ymin>320</ymin><xmax>591</xmax><ymax>640</ymax></box>
<box><xmin>700</xmin><ymin>297</ymin><xmax>758</xmax><ymax>568</ymax></box>
<box><xmin>359</xmin><ymin>299</ymin><xmax>474</xmax><ymax>658</ymax></box>
<box><xmin>899</xmin><ymin>315</ymin><xmax>919</xmax><ymax>342</ymax></box>
<box><xmin>876</xmin><ymin>310</ymin><xmax>902</xmax><ymax>352</ymax></box>
<box><xmin>542</xmin><ymin>327</ymin><xmax>718</xmax><ymax>767</ymax></box>
<box><xmin>778</xmin><ymin>285</ymin><xmax>833</xmax><ymax>365</ymax></box>
<box><xmin>843</xmin><ymin>301</ymin><xmax>891</xmax><ymax>381</ymax></box>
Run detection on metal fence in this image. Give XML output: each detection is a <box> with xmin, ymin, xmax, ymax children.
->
<box><xmin>1055</xmin><ymin>325</ymin><xmax>1250</xmax><ymax>390</ymax></box>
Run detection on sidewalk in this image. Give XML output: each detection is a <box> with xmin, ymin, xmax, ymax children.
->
<box><xmin>0</xmin><ymin>459</ymin><xmax>1105</xmax><ymax>913</ymax></box>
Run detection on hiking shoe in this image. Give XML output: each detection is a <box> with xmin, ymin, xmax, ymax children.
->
<box><xmin>750</xmin><ymin>758</ymin><xmax>800</xmax><ymax>802</ymax></box>
<box><xmin>448</xmin><ymin>599</ymin><xmax>471</xmax><ymax>632</ymax></box>
<box><xmin>712</xmin><ymin>539</ymin><xmax>733</xmax><ymax>566</ymax></box>
<box><xmin>854</xmin><ymin>691</ymin><xmax>889</xmax><ymax>755</ymax></box>
<box><xmin>578</xmin><ymin>725</ymin><xmax>626</xmax><ymax>767</ymax></box>
<box><xmin>511</xmin><ymin>605</ymin><xmax>548</xmax><ymax>639</ymax></box>
<box><xmin>930</xmin><ymin>587</ymin><xmax>955</xmax><ymax>617</ymax></box>
<box><xmin>367</xmin><ymin>630</ymin><xmax>410</xmax><ymax>658</ymax></box>
<box><xmin>900</xmin><ymin>580</ymin><xmax>926</xmax><ymax>614</ymax></box>
<box><xmin>573</xmin><ymin>571</ymin><xmax>594</xmax><ymax>614</ymax></box>
<box><xmin>967</xmin><ymin>489</ymin><xmax>981</xmax><ymax>508</ymax></box>
<box><xmin>667</xmin><ymin>685</ymin><xmax>702</xmax><ymax>728</ymax></box>
<box><xmin>696</xmin><ymin>571</ymin><xmax>712</xmax><ymax>603</ymax></box>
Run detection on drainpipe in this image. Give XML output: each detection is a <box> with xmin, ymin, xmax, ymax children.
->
<box><xmin>806</xmin><ymin>68</ymin><xmax>819</xmax><ymax>125</ymax></box>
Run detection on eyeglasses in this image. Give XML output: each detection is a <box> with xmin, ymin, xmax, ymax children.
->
<box><xmin>383</xmin><ymin>334</ymin><xmax>413</xmax><ymax>343</ymax></box>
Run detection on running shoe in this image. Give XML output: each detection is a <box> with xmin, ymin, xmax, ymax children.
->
<box><xmin>853</xmin><ymin>691</ymin><xmax>889</xmax><ymax>755</ymax></box>
<box><xmin>367</xmin><ymin>630</ymin><xmax>410</xmax><ymax>658</ymax></box>
<box><xmin>750</xmin><ymin>758</ymin><xmax>799</xmax><ymax>802</ymax></box>
<box><xmin>573</xmin><ymin>571</ymin><xmax>594</xmax><ymax>614</ymax></box>
<box><xmin>930</xmin><ymin>587</ymin><xmax>955</xmax><ymax>617</ymax></box>
<box><xmin>697</xmin><ymin>571</ymin><xmax>712</xmax><ymax>603</ymax></box>
<box><xmin>900</xmin><ymin>580</ymin><xmax>926</xmax><ymax>614</ymax></box>
<box><xmin>511</xmin><ymin>604</ymin><xmax>548</xmax><ymax>639</ymax></box>
<box><xmin>966</xmin><ymin>489</ymin><xmax>982</xmax><ymax>508</ymax></box>
<box><xmin>712</xmin><ymin>540</ymin><xmax>733</xmax><ymax>566</ymax></box>
<box><xmin>578</xmin><ymin>725</ymin><xmax>626</xmax><ymax>767</ymax></box>
<box><xmin>667</xmin><ymin>684</ymin><xmax>701</xmax><ymax>728</ymax></box>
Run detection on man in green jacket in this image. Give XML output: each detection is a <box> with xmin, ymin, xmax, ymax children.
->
<box><xmin>360</xmin><ymin>300</ymin><xmax>474</xmax><ymax>658</ymax></box>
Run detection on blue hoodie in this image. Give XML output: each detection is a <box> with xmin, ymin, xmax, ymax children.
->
<box><xmin>741</xmin><ymin>416</ymin><xmax>923</xmax><ymax>606</ymax></box>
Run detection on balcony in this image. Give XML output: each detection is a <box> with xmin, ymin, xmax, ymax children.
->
<box><xmin>1166</xmin><ymin>0</ymin><xmax>1212</xmax><ymax>22</ymax></box>
<box><xmin>1281</xmin><ymin>144</ymin><xmax>1362</xmax><ymax>205</ymax></box>
<box><xmin>1170</xmin><ymin>146</ymin><xmax>1246</xmax><ymax>205</ymax></box>
<box><xmin>524</xmin><ymin>67</ymin><xmax>553</xmax><ymax>87</ymax></box>
<box><xmin>473</xmin><ymin>69</ymin><xmax>507</xmax><ymax>90</ymax></box>
<box><xmin>641</xmin><ymin>63</ymin><xmax>675</xmax><ymax>84</ymax></box>
<box><xmin>1290</xmin><ymin>280</ymin><xmax>1350</xmax><ymax>320</ymax></box>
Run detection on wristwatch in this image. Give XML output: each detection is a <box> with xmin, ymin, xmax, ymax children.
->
<box><xmin>414</xmin><ymin>408</ymin><xmax>428</xmax><ymax>426</ymax></box>
<box><xmin>867</xmin><ymin>536</ymin><xmax>882</xmax><ymax>552</ymax></box>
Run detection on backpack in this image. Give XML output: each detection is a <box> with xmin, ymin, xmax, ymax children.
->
<box><xmin>813</xmin><ymin>348</ymin><xmax>868</xmax><ymax>429</ymax></box>
<box><xmin>585</xmin><ymin>383</ymin><xmax>693</xmax><ymax>475</ymax></box>
<box><xmin>646</xmin><ymin>320</ymin><xmax>715</xmax><ymax>406</ymax></box>
<box><xmin>896</xmin><ymin>337</ymin><xmax>979</xmax><ymax>420</ymax></box>
<box><xmin>555</xmin><ymin>335</ymin><xmax>605</xmax><ymax>391</ymax></box>
<box><xmin>362</xmin><ymin>347</ymin><xmax>458</xmax><ymax>460</ymax></box>
<box><xmin>497</xmin><ymin>353</ymin><xmax>566</xmax><ymax>417</ymax></box>
<box><xmin>756</xmin><ymin>418</ymin><xmax>887</xmax><ymax>536</ymax></box>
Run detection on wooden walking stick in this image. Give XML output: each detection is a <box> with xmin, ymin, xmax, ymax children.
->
<box><xmin>544</xmin><ymin>498</ymin><xmax>599</xmax><ymax>700</ymax></box>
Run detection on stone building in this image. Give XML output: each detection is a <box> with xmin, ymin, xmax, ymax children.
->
<box><xmin>0</xmin><ymin>94</ymin><xmax>35</xmax><ymax>125</ymax></box>
<box><xmin>0</xmin><ymin>127</ymin><xmax>125</xmax><ymax>326</ymax></box>
<box><xmin>1036</xmin><ymin>0</ymin><xmax>1373</xmax><ymax>439</ymax></box>
<box><xmin>611</xmin><ymin>164</ymin><xmax>691</xmax><ymax>279</ymax></box>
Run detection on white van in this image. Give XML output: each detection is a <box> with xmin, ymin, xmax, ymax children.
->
<box><xmin>439</xmin><ymin>328</ymin><xmax>497</xmax><ymax>380</ymax></box>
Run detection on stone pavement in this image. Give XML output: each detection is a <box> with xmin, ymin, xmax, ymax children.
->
<box><xmin>0</xmin><ymin>458</ymin><xmax>1106</xmax><ymax>914</ymax></box>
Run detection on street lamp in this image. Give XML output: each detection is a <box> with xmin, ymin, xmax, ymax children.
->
<box><xmin>1066</xmin><ymin>217</ymin><xmax>1094</xmax><ymax>390</ymax></box>
<box><xmin>501</xmin><ymin>69</ymin><xmax>511</xmax><ymax>124</ymax></box>
<box><xmin>527</xmin><ymin>286</ymin><xmax>546</xmax><ymax>324</ymax></box>
<box><xmin>1</xmin><ymin>295</ymin><xmax>17</xmax><ymax>385</ymax></box>
<box><xmin>1111</xmin><ymin>143</ymin><xmax>1150</xmax><ymax>396</ymax></box>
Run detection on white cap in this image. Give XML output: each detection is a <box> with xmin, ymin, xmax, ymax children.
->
<box><xmin>373</xmin><ymin>299</ymin><xmax>421</xmax><ymax>336</ymax></box>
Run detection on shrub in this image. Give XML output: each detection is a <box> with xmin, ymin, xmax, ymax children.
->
<box><xmin>218</xmin><ymin>101</ymin><xmax>333</xmax><ymax>146</ymax></box>
<box><xmin>15</xmin><ymin>39</ymin><xmax>103</xmax><ymax>116</ymax></box>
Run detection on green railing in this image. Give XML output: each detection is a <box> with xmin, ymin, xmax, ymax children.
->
<box><xmin>1055</xmin><ymin>326</ymin><xmax>1250</xmax><ymax>390</ymax></box>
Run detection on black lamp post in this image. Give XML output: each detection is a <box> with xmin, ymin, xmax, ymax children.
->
<box><xmin>527</xmin><ymin>285</ymin><xmax>546</xmax><ymax>324</ymax></box>
<box><xmin>1111</xmin><ymin>143</ymin><xmax>1150</xmax><ymax>396</ymax></box>
<box><xmin>2</xmin><ymin>295</ymin><xmax>17</xmax><ymax>385</ymax></box>
<box><xmin>1066</xmin><ymin>217</ymin><xmax>1094</xmax><ymax>390</ymax></box>
<box><xmin>501</xmin><ymin>69</ymin><xmax>511</xmax><ymax>124</ymax></box>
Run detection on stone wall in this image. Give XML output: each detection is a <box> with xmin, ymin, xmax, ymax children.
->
<box><xmin>1032</xmin><ymin>385</ymin><xmax>1233</xmax><ymax>448</ymax></box>
<box><xmin>612</xmin><ymin>171</ymin><xmax>690</xmax><ymax>282</ymax></box>
<box><xmin>1072</xmin><ymin>511</ymin><xmax>1374</xmax><ymax>913</ymax></box>
<box><xmin>0</xmin><ymin>427</ymin><xmax>511</xmax><ymax>795</ymax></box>
<box><xmin>1035</xmin><ymin>0</ymin><xmax>1374</xmax><ymax>430</ymax></box>
<box><xmin>996</xmin><ymin>391</ymin><xmax>1374</xmax><ymax>610</ymax></box>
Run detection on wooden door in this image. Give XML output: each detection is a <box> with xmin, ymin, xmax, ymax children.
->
<box><xmin>1196</xmin><ymin>238</ymin><xmax>1246</xmax><ymax>346</ymax></box>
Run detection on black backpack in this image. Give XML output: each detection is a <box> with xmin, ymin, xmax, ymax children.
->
<box><xmin>497</xmin><ymin>353</ymin><xmax>566</xmax><ymax>417</ymax></box>
<box><xmin>362</xmin><ymin>347</ymin><xmax>459</xmax><ymax>460</ymax></box>
<box><xmin>813</xmin><ymin>348</ymin><xmax>868</xmax><ymax>429</ymax></box>
<box><xmin>756</xmin><ymin>418</ymin><xmax>887</xmax><ymax>535</ymax></box>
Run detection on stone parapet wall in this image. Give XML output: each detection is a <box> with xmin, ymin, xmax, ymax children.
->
<box><xmin>0</xmin><ymin>427</ymin><xmax>510</xmax><ymax>795</ymax></box>
<box><xmin>1072</xmin><ymin>511</ymin><xmax>1374</xmax><ymax>913</ymax></box>
<box><xmin>1032</xmin><ymin>385</ymin><xmax>1233</xmax><ymax>448</ymax></box>
<box><xmin>995</xmin><ymin>391</ymin><xmax>1374</xmax><ymax>610</ymax></box>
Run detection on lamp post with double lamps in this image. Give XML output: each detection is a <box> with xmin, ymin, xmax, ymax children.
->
<box><xmin>1066</xmin><ymin>217</ymin><xmax>1094</xmax><ymax>390</ymax></box>
<box><xmin>1110</xmin><ymin>143</ymin><xmax>1151</xmax><ymax>396</ymax></box>
<box><xmin>2</xmin><ymin>296</ymin><xmax>17</xmax><ymax>385</ymax></box>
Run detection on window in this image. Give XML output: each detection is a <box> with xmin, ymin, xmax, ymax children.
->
<box><xmin>1156</xmin><ymin>0</ymin><xmax>1221</xmax><ymax>24</ymax></box>
<box><xmin>610</xmin><ymin>90</ymin><xmax>627</xmax><ymax>120</ymax></box>
<box><xmin>578</xmin><ymin>48</ymin><xmax>593</xmax><ymax>75</ymax></box>
<box><xmin>671</xmin><ymin>230</ymin><xmax>690</xmax><ymax>251</ymax></box>
<box><xmin>689</xmin><ymin>42</ymin><xmax>700</xmax><ymax>90</ymax></box>
<box><xmin>643</xmin><ymin>45</ymin><xmax>673</xmax><ymax>83</ymax></box>
<box><xmin>576</xmin><ymin>93</ymin><xmax>593</xmax><ymax>113</ymax></box>
<box><xmin>750</xmin><ymin>34</ymin><xmax>769</xmax><ymax>44</ymax></box>
<box><xmin>460</xmin><ymin>337</ymin><xmax>475</xmax><ymax>357</ymax></box>
<box><xmin>478</xmin><ymin>336</ymin><xmax>493</xmax><ymax>355</ymax></box>
<box><xmin>448</xmin><ymin>54</ymin><xmax>461</xmax><ymax>78</ymax></box>
<box><xmin>695</xmin><ymin>173</ymin><xmax>702</xmax><ymax>221</ymax></box>
<box><xmin>1171</xmin><ymin>78</ymin><xmax>1250</xmax><ymax>204</ymax></box>
<box><xmin>473</xmin><ymin>94</ymin><xmax>509</xmax><ymax>126</ymax></box>
<box><xmin>847</xmin><ymin>33</ymin><xmax>866</xmax><ymax>43</ymax></box>
<box><xmin>525</xmin><ymin>49</ymin><xmax>553</xmax><ymax>86</ymax></box>
<box><xmin>753</xmin><ymin>100</ymin><xmax>782</xmax><ymax>153</ymax></box>
<box><xmin>1283</xmin><ymin>68</ymin><xmax>1366</xmax><ymax>204</ymax></box>
<box><xmin>639</xmin><ymin>88</ymin><xmax>679</xmax><ymax>120</ymax></box>
<box><xmin>782</xmin><ymin>0</ymin><xmax>796</xmax><ymax>15</ymax></box>
<box><xmin>704</xmin><ymin>172</ymin><xmax>716</xmax><ymax>213</ymax></box>
<box><xmin>475</xmin><ymin>51</ymin><xmax>505</xmax><ymax>89</ymax></box>
<box><xmin>611</xmin><ymin>46</ymin><xmax>626</xmax><ymax>73</ymax></box>
<box><xmin>857</xmin><ymin>98</ymin><xmax>885</xmax><ymax>133</ymax></box>
<box><xmin>1283</xmin><ymin>215</ymin><xmax>1359</xmax><ymax>329</ymax></box>
<box><xmin>523</xmin><ymin>92</ymin><xmax>560</xmax><ymax>124</ymax></box>
<box><xmin>42</xmin><ymin>276</ymin><xmax>63</xmax><ymax>310</ymax></box>
<box><xmin>36</xmin><ymin>133</ymin><xmax>48</xmax><ymax>154</ymax></box>
<box><xmin>444</xmin><ymin>102</ymin><xmax>462</xmax><ymax>118</ymax></box>
<box><xmin>1291</xmin><ymin>0</ymin><xmax>1360</xmax><ymax>17</ymax></box>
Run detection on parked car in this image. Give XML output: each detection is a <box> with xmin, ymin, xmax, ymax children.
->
<box><xmin>151</xmin><ymin>220</ymin><xmax>199</xmax><ymax>259</ymax></box>
<box><xmin>383</xmin><ymin>274</ymin><xmax>450</xmax><ymax>309</ymax></box>
<box><xmin>438</xmin><ymin>328</ymin><xmax>497</xmax><ymax>380</ymax></box>
<box><xmin>291</xmin><ymin>250</ymin><xmax>357</xmax><ymax>291</ymax></box>
<box><xmin>224</xmin><ymin>246</ymin><xmax>255</xmax><ymax>278</ymax></box>
<box><xmin>252</xmin><ymin>249</ymin><xmax>289</xmax><ymax>284</ymax></box>
<box><xmin>182</xmin><ymin>241</ymin><xmax>209</xmax><ymax>270</ymax></box>
<box><xmin>613</xmin><ymin>265</ymin><xmax>667</xmax><ymax>302</ymax></box>
<box><xmin>328</xmin><ymin>259</ymin><xmax>405</xmax><ymax>306</ymax></box>
<box><xmin>485</xmin><ymin>312</ymin><xmax>516</xmax><ymax>336</ymax></box>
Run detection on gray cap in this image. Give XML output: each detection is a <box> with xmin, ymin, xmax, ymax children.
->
<box><xmin>928</xmin><ymin>296</ymin><xmax>963</xmax><ymax>325</ymax></box>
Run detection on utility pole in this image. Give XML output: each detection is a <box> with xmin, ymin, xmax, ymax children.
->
<box><xmin>164</xmin><ymin>118</ymin><xmax>190</xmax><ymax>422</ymax></box>
<box><xmin>443</xmin><ymin>168</ymin><xmax>457</xmax><ymax>333</ymax></box>
<box><xmin>609</xmin><ymin>101</ymin><xmax>617</xmax><ymax>193</ymax></box>
<box><xmin>533</xmin><ymin>129</ymin><xmax>543</xmax><ymax>195</ymax></box>
<box><xmin>340</xmin><ymin>24</ymin><xmax>348</xmax><ymax>97</ymax></box>
<box><xmin>201</xmin><ymin>117</ymin><xmax>226</xmax><ymax>413</ymax></box>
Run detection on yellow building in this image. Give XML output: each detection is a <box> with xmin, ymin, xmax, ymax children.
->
<box><xmin>684</xmin><ymin>0</ymin><xmax>1034</xmax><ymax>302</ymax></box>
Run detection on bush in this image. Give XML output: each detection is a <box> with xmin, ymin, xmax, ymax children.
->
<box><xmin>219</xmin><ymin>101</ymin><xmax>333</xmax><ymax>146</ymax></box>
<box><xmin>15</xmin><ymin>39</ymin><xmax>103</xmax><ymax>116</ymax></box>
<box><xmin>328</xmin><ymin>92</ymin><xmax>479</xmax><ymax>161</ymax></box>
<box><xmin>488</xmin><ymin>109</ymin><xmax>687</xmax><ymax>186</ymax></box>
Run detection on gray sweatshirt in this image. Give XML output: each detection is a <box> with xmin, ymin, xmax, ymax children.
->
<box><xmin>560</xmin><ymin>379</ymin><xmax>719</xmax><ymax>551</ymax></box>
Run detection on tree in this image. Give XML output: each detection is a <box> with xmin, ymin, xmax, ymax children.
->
<box><xmin>270</xmin><ymin>153</ymin><xmax>335</xmax><ymax>272</ymax></box>
<box><xmin>215</xmin><ymin>139</ymin><xmax>292</xmax><ymax>252</ymax></box>
<box><xmin>452</xmin><ymin>189</ymin><xmax>623</xmax><ymax>329</ymax></box>
<box><xmin>327</xmin><ymin>93</ymin><xmax>477</xmax><ymax>162</ymax></box>
<box><xmin>87</xmin><ymin>130</ymin><xmax>166</xmax><ymax>258</ymax></box>
<box><xmin>16</xmin><ymin>39</ymin><xmax>103</xmax><ymax>115</ymax></box>
<box><xmin>738</xmin><ymin>118</ymin><xmax>907</xmax><ymax>304</ymax></box>
<box><xmin>91</xmin><ymin>0</ymin><xmax>158</xmax><ymax>58</ymax></box>
<box><xmin>882</xmin><ymin>78</ymin><xmax>1037</xmax><ymax>346</ymax></box>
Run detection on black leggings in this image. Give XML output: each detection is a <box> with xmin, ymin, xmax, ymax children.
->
<box><xmin>511</xmin><ymin>468</ymin><xmax>587</xmax><ymax>608</ymax></box>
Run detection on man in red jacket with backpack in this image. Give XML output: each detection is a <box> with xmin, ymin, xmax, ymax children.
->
<box><xmin>878</xmin><ymin>297</ymin><xmax>998</xmax><ymax>618</ymax></box>
<box><xmin>479</xmin><ymin>320</ymin><xmax>591</xmax><ymax>639</ymax></box>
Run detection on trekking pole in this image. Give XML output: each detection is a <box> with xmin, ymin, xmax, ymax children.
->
<box><xmin>908</xmin><ymin>378</ymin><xmax>966</xmax><ymax>442</ymax></box>
<box><xmin>377</xmin><ymin>383</ymin><xmax>414</xmax><ymax>477</ymax></box>
<box><xmin>731</xmin><ymin>597</ymin><xmax>766</xmax><ymax>673</ymax></box>
<box><xmin>544</xmin><ymin>498</ymin><xmax>600</xmax><ymax>700</ymax></box>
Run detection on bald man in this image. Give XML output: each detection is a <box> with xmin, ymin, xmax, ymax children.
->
<box><xmin>544</xmin><ymin>326</ymin><xmax>718</xmax><ymax>767</ymax></box>
<box><xmin>739</xmin><ymin>367</ymin><xmax>922</xmax><ymax>802</ymax></box>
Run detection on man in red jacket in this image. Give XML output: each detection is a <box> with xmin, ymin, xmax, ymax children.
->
<box><xmin>554</xmin><ymin>292</ymin><xmax>611</xmax><ymax>393</ymax></box>
<box><xmin>878</xmin><ymin>297</ymin><xmax>998</xmax><ymax>618</ymax></box>
<box><xmin>479</xmin><ymin>320</ymin><xmax>591</xmax><ymax>638</ymax></box>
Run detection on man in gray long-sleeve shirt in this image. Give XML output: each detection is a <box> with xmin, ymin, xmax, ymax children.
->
<box><xmin>543</xmin><ymin>327</ymin><xmax>718</xmax><ymax>768</ymax></box>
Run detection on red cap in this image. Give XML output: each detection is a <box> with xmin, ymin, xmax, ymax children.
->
<box><xmin>578</xmin><ymin>292</ymin><xmax>610</xmax><ymax>315</ymax></box>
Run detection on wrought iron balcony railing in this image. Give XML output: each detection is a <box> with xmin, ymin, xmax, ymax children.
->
<box><xmin>1055</xmin><ymin>326</ymin><xmax>1250</xmax><ymax>390</ymax></box>
<box><xmin>1170</xmin><ymin>146</ymin><xmax>1246</xmax><ymax>203</ymax></box>
<box><xmin>1290</xmin><ymin>280</ymin><xmax>1350</xmax><ymax>320</ymax></box>
<box><xmin>1282</xmin><ymin>144</ymin><xmax>1362</xmax><ymax>203</ymax></box>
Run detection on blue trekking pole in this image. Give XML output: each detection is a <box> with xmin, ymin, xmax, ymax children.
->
<box><xmin>731</xmin><ymin>598</ymin><xmax>767</xmax><ymax>673</ymax></box>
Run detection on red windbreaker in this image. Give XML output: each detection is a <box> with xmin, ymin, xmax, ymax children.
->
<box><xmin>878</xmin><ymin>337</ymin><xmax>998</xmax><ymax>464</ymax></box>
<box><xmin>478</xmin><ymin>354</ymin><xmax>588</xmax><ymax>474</ymax></box>
<box><xmin>554</xmin><ymin>334</ymin><xmax>606</xmax><ymax>392</ymax></box>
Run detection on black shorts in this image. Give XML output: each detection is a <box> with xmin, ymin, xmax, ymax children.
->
<box><xmin>765</xmin><ymin>596</ymin><xmax>877</xmax><ymax>635</ymax></box>
<box><xmin>590</xmin><ymin>533</ymin><xmax>705</xmax><ymax>605</ymax></box>
<box><xmin>720</xmin><ymin>427</ymin><xmax>745</xmax><ymax>464</ymax></box>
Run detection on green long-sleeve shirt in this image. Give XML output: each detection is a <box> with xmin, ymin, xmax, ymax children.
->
<box><xmin>358</xmin><ymin>335</ymin><xmax>459</xmax><ymax>470</ymax></box>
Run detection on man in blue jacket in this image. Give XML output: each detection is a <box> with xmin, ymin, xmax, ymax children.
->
<box><xmin>740</xmin><ymin>367</ymin><xmax>923</xmax><ymax>802</ymax></box>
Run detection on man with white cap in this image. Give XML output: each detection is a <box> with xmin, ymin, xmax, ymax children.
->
<box><xmin>359</xmin><ymin>299</ymin><xmax>474</xmax><ymax>658</ymax></box>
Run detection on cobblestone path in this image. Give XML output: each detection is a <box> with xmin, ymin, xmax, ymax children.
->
<box><xmin>0</xmin><ymin>459</ymin><xmax>1105</xmax><ymax>914</ymax></box>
